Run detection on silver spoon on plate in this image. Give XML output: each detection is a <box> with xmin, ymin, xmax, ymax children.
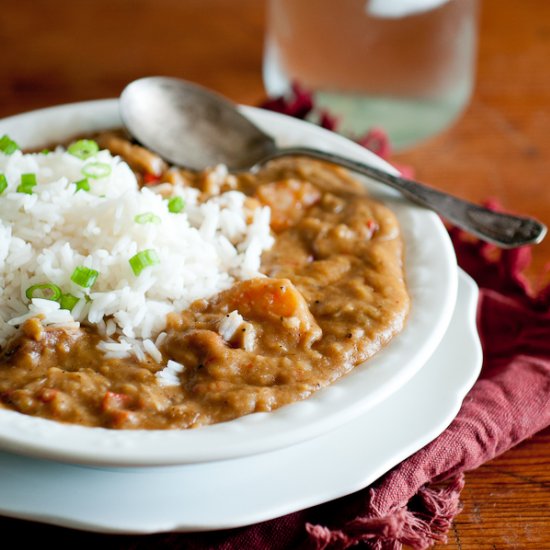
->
<box><xmin>120</xmin><ymin>76</ymin><xmax>546</xmax><ymax>248</ymax></box>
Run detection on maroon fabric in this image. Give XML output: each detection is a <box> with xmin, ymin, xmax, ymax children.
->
<box><xmin>259</xmin><ymin>82</ymin><xmax>314</xmax><ymax>121</ymax></box>
<box><xmin>5</xmin><ymin>220</ymin><xmax>549</xmax><ymax>550</ymax></box>
<box><xmin>3</xmin><ymin>90</ymin><xmax>550</xmax><ymax>549</ymax></box>
<box><xmin>153</xmin><ymin>98</ymin><xmax>550</xmax><ymax>548</ymax></box>
<box><xmin>167</xmin><ymin>226</ymin><xmax>550</xmax><ymax>550</ymax></box>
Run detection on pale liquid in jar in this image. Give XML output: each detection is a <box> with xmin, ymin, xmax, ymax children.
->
<box><xmin>263</xmin><ymin>0</ymin><xmax>478</xmax><ymax>149</ymax></box>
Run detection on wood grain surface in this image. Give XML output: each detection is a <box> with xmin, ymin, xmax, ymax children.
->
<box><xmin>1</xmin><ymin>1</ymin><xmax>549</xmax><ymax>548</ymax></box>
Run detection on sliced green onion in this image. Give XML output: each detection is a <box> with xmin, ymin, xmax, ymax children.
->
<box><xmin>40</xmin><ymin>149</ymin><xmax>50</xmax><ymax>155</ymax></box>
<box><xmin>0</xmin><ymin>135</ymin><xmax>19</xmax><ymax>155</ymax></box>
<box><xmin>0</xmin><ymin>174</ymin><xmax>7</xmax><ymax>195</ymax></box>
<box><xmin>59</xmin><ymin>293</ymin><xmax>80</xmax><ymax>311</ymax></box>
<box><xmin>81</xmin><ymin>162</ymin><xmax>111</xmax><ymax>179</ymax></box>
<box><xmin>74</xmin><ymin>178</ymin><xmax>90</xmax><ymax>193</ymax></box>
<box><xmin>129</xmin><ymin>249</ymin><xmax>160</xmax><ymax>276</ymax></box>
<box><xmin>134</xmin><ymin>212</ymin><xmax>161</xmax><ymax>225</ymax></box>
<box><xmin>17</xmin><ymin>173</ymin><xmax>37</xmax><ymax>194</ymax></box>
<box><xmin>167</xmin><ymin>196</ymin><xmax>185</xmax><ymax>214</ymax></box>
<box><xmin>68</xmin><ymin>139</ymin><xmax>99</xmax><ymax>160</ymax></box>
<box><xmin>71</xmin><ymin>265</ymin><xmax>99</xmax><ymax>288</ymax></box>
<box><xmin>25</xmin><ymin>283</ymin><xmax>62</xmax><ymax>302</ymax></box>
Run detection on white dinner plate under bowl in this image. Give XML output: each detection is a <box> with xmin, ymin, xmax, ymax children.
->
<box><xmin>0</xmin><ymin>100</ymin><xmax>457</xmax><ymax>466</ymax></box>
<box><xmin>0</xmin><ymin>270</ymin><xmax>480</xmax><ymax>533</ymax></box>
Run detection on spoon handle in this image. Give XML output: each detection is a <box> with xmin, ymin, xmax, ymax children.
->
<box><xmin>270</xmin><ymin>146</ymin><xmax>546</xmax><ymax>248</ymax></box>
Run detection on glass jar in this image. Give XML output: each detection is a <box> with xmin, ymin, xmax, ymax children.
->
<box><xmin>263</xmin><ymin>0</ymin><xmax>479</xmax><ymax>150</ymax></box>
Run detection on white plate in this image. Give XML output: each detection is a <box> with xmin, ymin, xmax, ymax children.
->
<box><xmin>0</xmin><ymin>100</ymin><xmax>457</xmax><ymax>466</ymax></box>
<box><xmin>0</xmin><ymin>270</ymin><xmax>480</xmax><ymax>533</ymax></box>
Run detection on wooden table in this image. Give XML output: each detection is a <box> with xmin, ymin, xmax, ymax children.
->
<box><xmin>1</xmin><ymin>1</ymin><xmax>549</xmax><ymax>548</ymax></box>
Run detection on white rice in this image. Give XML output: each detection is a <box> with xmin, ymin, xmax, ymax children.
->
<box><xmin>218</xmin><ymin>310</ymin><xmax>246</xmax><ymax>342</ymax></box>
<box><xmin>156</xmin><ymin>359</ymin><xmax>185</xmax><ymax>387</ymax></box>
<box><xmin>218</xmin><ymin>309</ymin><xmax>256</xmax><ymax>352</ymax></box>
<box><xmin>0</xmin><ymin>145</ymin><xmax>274</xmax><ymax>360</ymax></box>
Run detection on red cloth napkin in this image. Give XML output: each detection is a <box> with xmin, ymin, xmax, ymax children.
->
<box><xmin>171</xmin><ymin>232</ymin><xmax>550</xmax><ymax>550</ymax></box>
<box><xmin>3</xmin><ymin>91</ymin><xmax>550</xmax><ymax>549</ymax></box>
<box><xmin>3</xmin><ymin>221</ymin><xmax>548</xmax><ymax>550</ymax></box>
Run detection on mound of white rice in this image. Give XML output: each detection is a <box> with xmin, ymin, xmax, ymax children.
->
<box><xmin>0</xmin><ymin>143</ymin><xmax>274</xmax><ymax>359</ymax></box>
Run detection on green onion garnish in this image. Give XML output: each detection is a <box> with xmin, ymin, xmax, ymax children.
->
<box><xmin>74</xmin><ymin>178</ymin><xmax>90</xmax><ymax>193</ymax></box>
<box><xmin>0</xmin><ymin>174</ymin><xmax>7</xmax><ymax>195</ymax></box>
<box><xmin>81</xmin><ymin>162</ymin><xmax>111</xmax><ymax>179</ymax></box>
<box><xmin>59</xmin><ymin>293</ymin><xmax>80</xmax><ymax>311</ymax></box>
<box><xmin>25</xmin><ymin>283</ymin><xmax>62</xmax><ymax>302</ymax></box>
<box><xmin>17</xmin><ymin>173</ymin><xmax>37</xmax><ymax>194</ymax></box>
<box><xmin>40</xmin><ymin>149</ymin><xmax>50</xmax><ymax>155</ymax></box>
<box><xmin>134</xmin><ymin>212</ymin><xmax>161</xmax><ymax>224</ymax></box>
<box><xmin>129</xmin><ymin>249</ymin><xmax>160</xmax><ymax>276</ymax></box>
<box><xmin>167</xmin><ymin>196</ymin><xmax>185</xmax><ymax>214</ymax></box>
<box><xmin>0</xmin><ymin>135</ymin><xmax>19</xmax><ymax>155</ymax></box>
<box><xmin>68</xmin><ymin>139</ymin><xmax>99</xmax><ymax>160</ymax></box>
<box><xmin>71</xmin><ymin>265</ymin><xmax>99</xmax><ymax>288</ymax></box>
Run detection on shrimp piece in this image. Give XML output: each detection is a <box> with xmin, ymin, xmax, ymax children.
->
<box><xmin>256</xmin><ymin>179</ymin><xmax>321</xmax><ymax>231</ymax></box>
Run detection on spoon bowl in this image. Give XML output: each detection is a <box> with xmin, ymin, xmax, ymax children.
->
<box><xmin>120</xmin><ymin>77</ymin><xmax>277</xmax><ymax>171</ymax></box>
<box><xmin>120</xmin><ymin>76</ymin><xmax>546</xmax><ymax>248</ymax></box>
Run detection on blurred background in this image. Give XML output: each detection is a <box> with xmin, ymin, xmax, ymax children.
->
<box><xmin>1</xmin><ymin>1</ymin><xmax>549</xmax><ymax>273</ymax></box>
<box><xmin>0</xmin><ymin>0</ymin><xmax>266</xmax><ymax>113</ymax></box>
<box><xmin>1</xmin><ymin>1</ymin><xmax>550</xmax><ymax>547</ymax></box>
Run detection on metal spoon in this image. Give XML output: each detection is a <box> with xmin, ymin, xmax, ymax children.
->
<box><xmin>120</xmin><ymin>76</ymin><xmax>546</xmax><ymax>248</ymax></box>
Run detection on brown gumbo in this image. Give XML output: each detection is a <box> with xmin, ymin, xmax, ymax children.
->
<box><xmin>0</xmin><ymin>133</ymin><xmax>410</xmax><ymax>429</ymax></box>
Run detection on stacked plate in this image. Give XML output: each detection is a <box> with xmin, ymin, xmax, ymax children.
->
<box><xmin>0</xmin><ymin>102</ymin><xmax>482</xmax><ymax>533</ymax></box>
